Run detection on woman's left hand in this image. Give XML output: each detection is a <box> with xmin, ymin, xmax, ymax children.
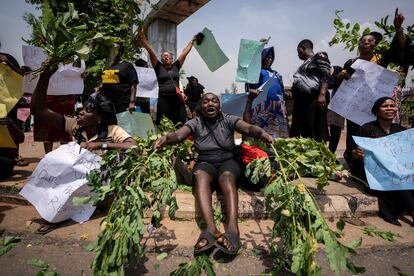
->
<box><xmin>262</xmin><ymin>132</ymin><xmax>274</xmax><ymax>144</ymax></box>
<box><xmin>81</xmin><ymin>141</ymin><xmax>104</xmax><ymax>151</ymax></box>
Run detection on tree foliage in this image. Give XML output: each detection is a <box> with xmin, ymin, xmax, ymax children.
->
<box><xmin>24</xmin><ymin>0</ymin><xmax>144</xmax><ymax>93</ymax></box>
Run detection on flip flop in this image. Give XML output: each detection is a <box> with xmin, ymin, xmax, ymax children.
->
<box><xmin>194</xmin><ymin>230</ymin><xmax>216</xmax><ymax>255</ymax></box>
<box><xmin>35</xmin><ymin>222</ymin><xmax>58</xmax><ymax>235</ymax></box>
<box><xmin>215</xmin><ymin>231</ymin><xmax>240</xmax><ymax>255</ymax></box>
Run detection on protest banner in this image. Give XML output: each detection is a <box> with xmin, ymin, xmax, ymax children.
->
<box><xmin>0</xmin><ymin>103</ymin><xmax>17</xmax><ymax>148</ymax></box>
<box><xmin>0</xmin><ymin>64</ymin><xmax>23</xmax><ymax>114</ymax></box>
<box><xmin>135</xmin><ymin>66</ymin><xmax>158</xmax><ymax>99</ymax></box>
<box><xmin>194</xmin><ymin>27</ymin><xmax>229</xmax><ymax>72</ymax></box>
<box><xmin>328</xmin><ymin>59</ymin><xmax>399</xmax><ymax>126</ymax></box>
<box><xmin>116</xmin><ymin>111</ymin><xmax>155</xmax><ymax>138</ymax></box>
<box><xmin>353</xmin><ymin>128</ymin><xmax>414</xmax><ymax>191</ymax></box>
<box><xmin>221</xmin><ymin>78</ymin><xmax>272</xmax><ymax>117</ymax></box>
<box><xmin>20</xmin><ymin>142</ymin><xmax>101</xmax><ymax>223</ymax></box>
<box><xmin>235</xmin><ymin>39</ymin><xmax>264</xmax><ymax>83</ymax></box>
<box><xmin>22</xmin><ymin>45</ymin><xmax>85</xmax><ymax>95</ymax></box>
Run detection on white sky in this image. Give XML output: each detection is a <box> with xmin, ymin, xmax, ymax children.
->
<box><xmin>1</xmin><ymin>0</ymin><xmax>413</xmax><ymax>94</ymax></box>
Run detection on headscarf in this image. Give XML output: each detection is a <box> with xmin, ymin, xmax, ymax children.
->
<box><xmin>371</xmin><ymin>96</ymin><xmax>394</xmax><ymax>115</ymax></box>
<box><xmin>261</xmin><ymin>47</ymin><xmax>275</xmax><ymax>68</ymax></box>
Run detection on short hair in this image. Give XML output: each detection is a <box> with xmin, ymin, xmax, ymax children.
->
<box><xmin>201</xmin><ymin>92</ymin><xmax>220</xmax><ymax>103</ymax></box>
<box><xmin>298</xmin><ymin>39</ymin><xmax>313</xmax><ymax>50</ymax></box>
<box><xmin>371</xmin><ymin>97</ymin><xmax>394</xmax><ymax>115</ymax></box>
<box><xmin>86</xmin><ymin>92</ymin><xmax>117</xmax><ymax>125</ymax></box>
<box><xmin>359</xmin><ymin>32</ymin><xmax>383</xmax><ymax>46</ymax></box>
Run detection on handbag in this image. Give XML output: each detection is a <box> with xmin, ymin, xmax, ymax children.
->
<box><xmin>168</xmin><ymin>71</ymin><xmax>185</xmax><ymax>104</ymax></box>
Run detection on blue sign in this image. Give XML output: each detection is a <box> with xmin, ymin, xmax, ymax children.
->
<box><xmin>353</xmin><ymin>128</ymin><xmax>414</xmax><ymax>191</ymax></box>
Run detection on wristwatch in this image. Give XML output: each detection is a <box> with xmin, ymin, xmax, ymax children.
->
<box><xmin>101</xmin><ymin>143</ymin><xmax>108</xmax><ymax>150</ymax></box>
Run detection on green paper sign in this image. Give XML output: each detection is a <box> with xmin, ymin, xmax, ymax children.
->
<box><xmin>194</xmin><ymin>27</ymin><xmax>229</xmax><ymax>72</ymax></box>
<box><xmin>236</xmin><ymin>39</ymin><xmax>264</xmax><ymax>83</ymax></box>
<box><xmin>116</xmin><ymin>111</ymin><xmax>155</xmax><ymax>138</ymax></box>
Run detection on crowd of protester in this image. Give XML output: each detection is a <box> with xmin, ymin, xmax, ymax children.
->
<box><xmin>0</xmin><ymin>7</ymin><xmax>413</xmax><ymax>257</ymax></box>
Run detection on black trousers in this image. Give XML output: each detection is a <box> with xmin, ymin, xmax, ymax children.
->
<box><xmin>156</xmin><ymin>95</ymin><xmax>187</xmax><ymax>125</ymax></box>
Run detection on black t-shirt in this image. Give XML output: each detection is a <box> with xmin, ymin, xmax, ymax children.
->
<box><xmin>154</xmin><ymin>60</ymin><xmax>181</xmax><ymax>97</ymax></box>
<box><xmin>185</xmin><ymin>83</ymin><xmax>204</xmax><ymax>104</ymax></box>
<box><xmin>101</xmin><ymin>61</ymin><xmax>138</xmax><ymax>108</ymax></box>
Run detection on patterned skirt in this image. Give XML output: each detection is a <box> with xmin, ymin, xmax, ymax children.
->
<box><xmin>34</xmin><ymin>95</ymin><xmax>75</xmax><ymax>142</ymax></box>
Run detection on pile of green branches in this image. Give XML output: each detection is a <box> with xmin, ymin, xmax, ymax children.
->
<box><xmin>245</xmin><ymin>138</ymin><xmax>364</xmax><ymax>275</ymax></box>
<box><xmin>77</xmin><ymin>118</ymin><xmax>192</xmax><ymax>275</ymax></box>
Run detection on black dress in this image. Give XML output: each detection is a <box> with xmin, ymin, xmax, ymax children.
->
<box><xmin>351</xmin><ymin>120</ymin><xmax>414</xmax><ymax>225</ymax></box>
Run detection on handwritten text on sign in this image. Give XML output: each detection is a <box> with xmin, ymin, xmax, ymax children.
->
<box><xmin>353</xmin><ymin>128</ymin><xmax>414</xmax><ymax>191</ymax></box>
<box><xmin>328</xmin><ymin>59</ymin><xmax>399</xmax><ymax>126</ymax></box>
<box><xmin>20</xmin><ymin>142</ymin><xmax>101</xmax><ymax>223</ymax></box>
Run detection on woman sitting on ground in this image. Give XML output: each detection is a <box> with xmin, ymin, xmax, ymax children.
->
<box><xmin>155</xmin><ymin>92</ymin><xmax>273</xmax><ymax>256</ymax></box>
<box><xmin>350</xmin><ymin>97</ymin><xmax>414</xmax><ymax>226</ymax></box>
<box><xmin>30</xmin><ymin>66</ymin><xmax>136</xmax><ymax>233</ymax></box>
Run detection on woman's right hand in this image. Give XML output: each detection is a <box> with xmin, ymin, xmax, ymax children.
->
<box><xmin>337</xmin><ymin>70</ymin><xmax>351</xmax><ymax>80</ymax></box>
<box><xmin>352</xmin><ymin>148</ymin><xmax>365</xmax><ymax>159</ymax></box>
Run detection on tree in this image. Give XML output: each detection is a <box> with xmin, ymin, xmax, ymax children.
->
<box><xmin>24</xmin><ymin>0</ymin><xmax>144</xmax><ymax>94</ymax></box>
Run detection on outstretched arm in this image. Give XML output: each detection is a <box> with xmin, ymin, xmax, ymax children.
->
<box><xmin>30</xmin><ymin>67</ymin><xmax>64</xmax><ymax>130</ymax></box>
<box><xmin>81</xmin><ymin>137</ymin><xmax>137</xmax><ymax>151</ymax></box>
<box><xmin>135</xmin><ymin>28</ymin><xmax>158</xmax><ymax>67</ymax></box>
<box><xmin>394</xmin><ymin>8</ymin><xmax>406</xmax><ymax>49</ymax></box>
<box><xmin>177</xmin><ymin>36</ymin><xmax>196</xmax><ymax>66</ymax></box>
<box><xmin>154</xmin><ymin>125</ymin><xmax>192</xmax><ymax>148</ymax></box>
<box><xmin>235</xmin><ymin>120</ymin><xmax>273</xmax><ymax>143</ymax></box>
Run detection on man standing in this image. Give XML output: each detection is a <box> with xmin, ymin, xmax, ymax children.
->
<box><xmin>184</xmin><ymin>76</ymin><xmax>204</xmax><ymax>114</ymax></box>
<box><xmin>101</xmin><ymin>42</ymin><xmax>138</xmax><ymax>113</ymax></box>
<box><xmin>290</xmin><ymin>39</ymin><xmax>331</xmax><ymax>142</ymax></box>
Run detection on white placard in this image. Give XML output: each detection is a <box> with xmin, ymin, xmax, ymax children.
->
<box><xmin>328</xmin><ymin>59</ymin><xmax>399</xmax><ymax>126</ymax></box>
<box><xmin>135</xmin><ymin>66</ymin><xmax>159</xmax><ymax>99</ymax></box>
<box><xmin>20</xmin><ymin>142</ymin><xmax>101</xmax><ymax>223</ymax></box>
<box><xmin>22</xmin><ymin>45</ymin><xmax>85</xmax><ymax>95</ymax></box>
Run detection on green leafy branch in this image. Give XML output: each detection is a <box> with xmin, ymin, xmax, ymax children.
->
<box><xmin>0</xmin><ymin>233</ymin><xmax>21</xmax><ymax>256</ymax></box>
<box><xmin>27</xmin><ymin>258</ymin><xmax>60</xmax><ymax>276</ymax></box>
<box><xmin>329</xmin><ymin>10</ymin><xmax>414</xmax><ymax>54</ymax></box>
<box><xmin>245</xmin><ymin>138</ymin><xmax>363</xmax><ymax>275</ymax></box>
<box><xmin>170</xmin><ymin>254</ymin><xmax>216</xmax><ymax>276</ymax></box>
<box><xmin>76</xmin><ymin>118</ymin><xmax>192</xmax><ymax>276</ymax></box>
<box><xmin>363</xmin><ymin>226</ymin><xmax>402</xmax><ymax>242</ymax></box>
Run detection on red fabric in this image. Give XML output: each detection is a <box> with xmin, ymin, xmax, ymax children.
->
<box><xmin>239</xmin><ymin>143</ymin><xmax>268</xmax><ymax>165</ymax></box>
<box><xmin>34</xmin><ymin>95</ymin><xmax>75</xmax><ymax>142</ymax></box>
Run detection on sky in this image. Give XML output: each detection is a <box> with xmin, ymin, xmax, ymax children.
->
<box><xmin>1</xmin><ymin>0</ymin><xmax>413</xmax><ymax>94</ymax></box>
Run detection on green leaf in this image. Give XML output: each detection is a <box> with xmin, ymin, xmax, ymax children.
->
<box><xmin>336</xmin><ymin>219</ymin><xmax>345</xmax><ymax>232</ymax></box>
<box><xmin>3</xmin><ymin>236</ymin><xmax>21</xmax><ymax>246</ymax></box>
<box><xmin>75</xmin><ymin>45</ymin><xmax>90</xmax><ymax>60</ymax></box>
<box><xmin>84</xmin><ymin>240</ymin><xmax>98</xmax><ymax>252</ymax></box>
<box><xmin>347</xmin><ymin>237</ymin><xmax>362</xmax><ymax>249</ymax></box>
<box><xmin>27</xmin><ymin>258</ymin><xmax>49</xmax><ymax>269</ymax></box>
<box><xmin>72</xmin><ymin>196</ymin><xmax>91</xmax><ymax>206</ymax></box>
<box><xmin>156</xmin><ymin>252</ymin><xmax>168</xmax><ymax>261</ymax></box>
